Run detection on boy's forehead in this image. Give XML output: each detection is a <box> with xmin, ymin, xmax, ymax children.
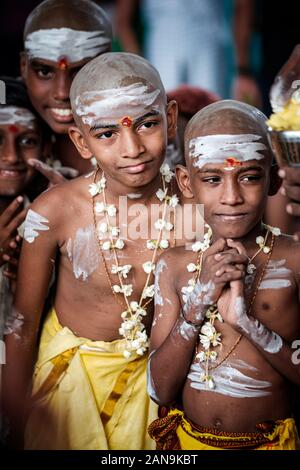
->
<box><xmin>0</xmin><ymin>106</ymin><xmax>36</xmax><ymax>129</ymax></box>
<box><xmin>24</xmin><ymin>0</ymin><xmax>112</xmax><ymax>65</ymax></box>
<box><xmin>70</xmin><ymin>53</ymin><xmax>167</xmax><ymax>126</ymax></box>
<box><xmin>25</xmin><ymin>28</ymin><xmax>111</xmax><ymax>66</ymax></box>
<box><xmin>188</xmin><ymin>133</ymin><xmax>269</xmax><ymax>170</ymax></box>
<box><xmin>74</xmin><ymin>82</ymin><xmax>163</xmax><ymax>127</ymax></box>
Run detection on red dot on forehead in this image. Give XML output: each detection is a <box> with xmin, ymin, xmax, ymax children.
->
<box><xmin>58</xmin><ymin>56</ymin><xmax>69</xmax><ymax>70</ymax></box>
<box><xmin>120</xmin><ymin>116</ymin><xmax>133</xmax><ymax>127</ymax></box>
<box><xmin>225</xmin><ymin>157</ymin><xmax>241</xmax><ymax>167</ymax></box>
<box><xmin>9</xmin><ymin>124</ymin><xmax>19</xmax><ymax>133</ymax></box>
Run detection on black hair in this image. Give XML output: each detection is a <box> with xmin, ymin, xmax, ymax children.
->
<box><xmin>0</xmin><ymin>76</ymin><xmax>36</xmax><ymax>114</ymax></box>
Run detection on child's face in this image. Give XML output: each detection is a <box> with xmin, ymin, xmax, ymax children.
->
<box><xmin>70</xmin><ymin>94</ymin><xmax>177</xmax><ymax>189</ymax></box>
<box><xmin>21</xmin><ymin>55</ymin><xmax>89</xmax><ymax>135</ymax></box>
<box><xmin>0</xmin><ymin>118</ymin><xmax>43</xmax><ymax>197</ymax></box>
<box><xmin>189</xmin><ymin>159</ymin><xmax>270</xmax><ymax>239</ymax></box>
<box><xmin>178</xmin><ymin>132</ymin><xmax>273</xmax><ymax>240</ymax></box>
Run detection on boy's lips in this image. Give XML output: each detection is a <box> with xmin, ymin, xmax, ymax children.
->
<box><xmin>120</xmin><ymin>161</ymin><xmax>151</xmax><ymax>174</ymax></box>
<box><xmin>215</xmin><ymin>213</ymin><xmax>248</xmax><ymax>222</ymax></box>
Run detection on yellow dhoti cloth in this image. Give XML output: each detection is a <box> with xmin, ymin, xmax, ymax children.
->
<box><xmin>148</xmin><ymin>408</ymin><xmax>300</xmax><ymax>450</ymax></box>
<box><xmin>25</xmin><ymin>307</ymin><xmax>158</xmax><ymax>450</ymax></box>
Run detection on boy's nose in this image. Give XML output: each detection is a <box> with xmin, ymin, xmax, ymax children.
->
<box><xmin>220</xmin><ymin>179</ymin><xmax>244</xmax><ymax>205</ymax></box>
<box><xmin>53</xmin><ymin>71</ymin><xmax>71</xmax><ymax>102</ymax></box>
<box><xmin>120</xmin><ymin>130</ymin><xmax>145</xmax><ymax>159</ymax></box>
<box><xmin>1</xmin><ymin>138</ymin><xmax>19</xmax><ymax>165</ymax></box>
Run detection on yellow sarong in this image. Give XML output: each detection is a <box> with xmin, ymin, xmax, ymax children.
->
<box><xmin>148</xmin><ymin>408</ymin><xmax>300</xmax><ymax>450</ymax></box>
<box><xmin>25</xmin><ymin>307</ymin><xmax>157</xmax><ymax>450</ymax></box>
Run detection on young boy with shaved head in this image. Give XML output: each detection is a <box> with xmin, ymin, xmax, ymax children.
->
<box><xmin>2</xmin><ymin>52</ymin><xmax>189</xmax><ymax>450</ymax></box>
<box><xmin>148</xmin><ymin>100</ymin><xmax>300</xmax><ymax>450</ymax></box>
<box><xmin>21</xmin><ymin>0</ymin><xmax>112</xmax><ymax>176</ymax></box>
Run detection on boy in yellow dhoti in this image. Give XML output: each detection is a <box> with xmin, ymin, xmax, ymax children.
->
<box><xmin>148</xmin><ymin>100</ymin><xmax>300</xmax><ymax>450</ymax></box>
<box><xmin>2</xmin><ymin>52</ymin><xmax>191</xmax><ymax>449</ymax></box>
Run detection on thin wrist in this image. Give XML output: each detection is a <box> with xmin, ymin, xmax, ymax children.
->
<box><xmin>180</xmin><ymin>308</ymin><xmax>203</xmax><ymax>328</ymax></box>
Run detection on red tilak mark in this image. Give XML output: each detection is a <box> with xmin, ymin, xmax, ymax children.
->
<box><xmin>9</xmin><ymin>125</ymin><xmax>19</xmax><ymax>133</ymax></box>
<box><xmin>58</xmin><ymin>56</ymin><xmax>69</xmax><ymax>70</ymax></box>
<box><xmin>120</xmin><ymin>116</ymin><xmax>133</xmax><ymax>127</ymax></box>
<box><xmin>225</xmin><ymin>157</ymin><xmax>241</xmax><ymax>167</ymax></box>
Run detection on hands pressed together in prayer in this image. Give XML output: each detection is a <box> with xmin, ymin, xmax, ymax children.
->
<box><xmin>183</xmin><ymin>238</ymin><xmax>248</xmax><ymax>328</ymax></box>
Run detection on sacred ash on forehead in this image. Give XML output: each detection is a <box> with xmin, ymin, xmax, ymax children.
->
<box><xmin>0</xmin><ymin>106</ymin><xmax>36</xmax><ymax>129</ymax></box>
<box><xmin>25</xmin><ymin>28</ymin><xmax>111</xmax><ymax>64</ymax></box>
<box><xmin>70</xmin><ymin>52</ymin><xmax>166</xmax><ymax>127</ymax></box>
<box><xmin>185</xmin><ymin>100</ymin><xmax>271</xmax><ymax>168</ymax></box>
<box><xmin>190</xmin><ymin>134</ymin><xmax>267</xmax><ymax>169</ymax></box>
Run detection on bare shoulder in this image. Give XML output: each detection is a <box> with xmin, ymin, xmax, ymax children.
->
<box><xmin>28</xmin><ymin>175</ymin><xmax>89</xmax><ymax>223</ymax></box>
<box><xmin>157</xmin><ymin>245</ymin><xmax>194</xmax><ymax>280</ymax></box>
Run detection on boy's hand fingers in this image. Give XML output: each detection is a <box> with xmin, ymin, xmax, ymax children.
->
<box><xmin>214</xmin><ymin>252</ymin><xmax>248</xmax><ymax>268</ymax></box>
<box><xmin>279</xmin><ymin>166</ymin><xmax>300</xmax><ymax>185</ymax></box>
<box><xmin>215</xmin><ymin>269</ymin><xmax>245</xmax><ymax>284</ymax></box>
<box><xmin>3</xmin><ymin>253</ymin><xmax>19</xmax><ymax>268</ymax></box>
<box><xmin>3</xmin><ymin>270</ymin><xmax>17</xmax><ymax>281</ymax></box>
<box><xmin>205</xmin><ymin>238</ymin><xmax>227</xmax><ymax>256</ymax></box>
<box><xmin>214</xmin><ymin>248</ymin><xmax>239</xmax><ymax>260</ymax></box>
<box><xmin>226</xmin><ymin>238</ymin><xmax>247</xmax><ymax>256</ymax></box>
<box><xmin>286</xmin><ymin>202</ymin><xmax>300</xmax><ymax>217</ymax></box>
<box><xmin>57</xmin><ymin>166</ymin><xmax>79</xmax><ymax>178</ymax></box>
<box><xmin>0</xmin><ymin>196</ymin><xmax>24</xmax><ymax>227</ymax></box>
<box><xmin>282</xmin><ymin>183</ymin><xmax>300</xmax><ymax>204</ymax></box>
<box><xmin>6</xmin><ymin>208</ymin><xmax>28</xmax><ymax>234</ymax></box>
<box><xmin>28</xmin><ymin>159</ymin><xmax>66</xmax><ymax>184</ymax></box>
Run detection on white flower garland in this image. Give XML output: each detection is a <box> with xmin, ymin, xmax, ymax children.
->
<box><xmin>91</xmin><ymin>163</ymin><xmax>178</xmax><ymax>358</ymax></box>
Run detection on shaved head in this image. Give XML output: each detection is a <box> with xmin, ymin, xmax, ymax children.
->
<box><xmin>70</xmin><ymin>52</ymin><xmax>167</xmax><ymax>126</ymax></box>
<box><xmin>24</xmin><ymin>0</ymin><xmax>112</xmax><ymax>40</ymax></box>
<box><xmin>185</xmin><ymin>100</ymin><xmax>272</xmax><ymax>166</ymax></box>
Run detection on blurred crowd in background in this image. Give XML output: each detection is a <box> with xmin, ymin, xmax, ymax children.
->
<box><xmin>1</xmin><ymin>0</ymin><xmax>300</xmax><ymax>116</ymax></box>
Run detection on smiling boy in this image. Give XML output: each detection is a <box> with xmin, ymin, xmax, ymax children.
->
<box><xmin>148</xmin><ymin>100</ymin><xmax>300</xmax><ymax>450</ymax></box>
<box><xmin>0</xmin><ymin>77</ymin><xmax>48</xmax><ymax>419</ymax></box>
<box><xmin>2</xmin><ymin>52</ymin><xmax>186</xmax><ymax>449</ymax></box>
<box><xmin>21</xmin><ymin>0</ymin><xmax>112</xmax><ymax>175</ymax></box>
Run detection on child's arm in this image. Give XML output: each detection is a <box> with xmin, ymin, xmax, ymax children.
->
<box><xmin>2</xmin><ymin>188</ymin><xmax>62</xmax><ymax>447</ymax></box>
<box><xmin>149</xmin><ymin>240</ymin><xmax>247</xmax><ymax>406</ymax></box>
<box><xmin>219</xmin><ymin>243</ymin><xmax>300</xmax><ymax>387</ymax></box>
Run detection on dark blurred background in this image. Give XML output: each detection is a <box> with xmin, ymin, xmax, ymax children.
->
<box><xmin>0</xmin><ymin>0</ymin><xmax>300</xmax><ymax>114</ymax></box>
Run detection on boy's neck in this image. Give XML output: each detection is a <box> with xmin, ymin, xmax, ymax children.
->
<box><xmin>54</xmin><ymin>134</ymin><xmax>92</xmax><ymax>174</ymax></box>
<box><xmin>0</xmin><ymin>196</ymin><xmax>15</xmax><ymax>214</ymax></box>
<box><xmin>104</xmin><ymin>172</ymin><xmax>163</xmax><ymax>205</ymax></box>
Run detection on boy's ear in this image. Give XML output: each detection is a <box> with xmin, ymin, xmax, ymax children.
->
<box><xmin>268</xmin><ymin>163</ymin><xmax>282</xmax><ymax>196</ymax></box>
<box><xmin>69</xmin><ymin>125</ymin><xmax>93</xmax><ymax>160</ymax></box>
<box><xmin>176</xmin><ymin>164</ymin><xmax>194</xmax><ymax>199</ymax></box>
<box><xmin>20</xmin><ymin>52</ymin><xmax>27</xmax><ymax>81</ymax></box>
<box><xmin>166</xmin><ymin>99</ymin><xmax>178</xmax><ymax>140</ymax></box>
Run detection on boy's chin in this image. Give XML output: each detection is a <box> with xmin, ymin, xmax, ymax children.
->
<box><xmin>212</xmin><ymin>224</ymin><xmax>249</xmax><ymax>240</ymax></box>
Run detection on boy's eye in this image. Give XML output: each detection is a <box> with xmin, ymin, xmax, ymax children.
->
<box><xmin>139</xmin><ymin>121</ymin><xmax>158</xmax><ymax>130</ymax></box>
<box><xmin>96</xmin><ymin>131</ymin><xmax>114</xmax><ymax>140</ymax></box>
<box><xmin>36</xmin><ymin>66</ymin><xmax>53</xmax><ymax>79</ymax></box>
<box><xmin>19</xmin><ymin>135</ymin><xmax>39</xmax><ymax>148</ymax></box>
<box><xmin>202</xmin><ymin>176</ymin><xmax>221</xmax><ymax>184</ymax></box>
<box><xmin>241</xmin><ymin>175</ymin><xmax>262</xmax><ymax>182</ymax></box>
